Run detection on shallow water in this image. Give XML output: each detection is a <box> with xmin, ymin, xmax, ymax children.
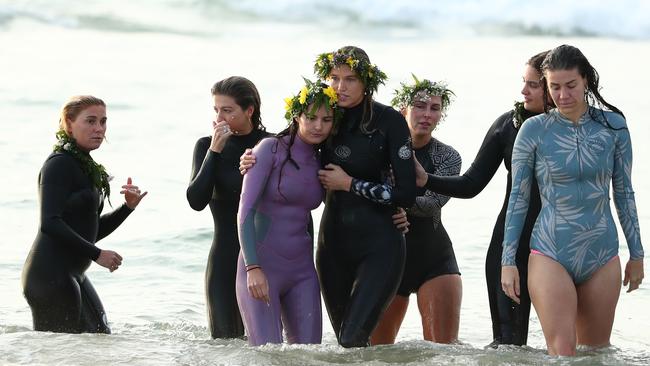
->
<box><xmin>1</xmin><ymin>1</ymin><xmax>649</xmax><ymax>365</ymax></box>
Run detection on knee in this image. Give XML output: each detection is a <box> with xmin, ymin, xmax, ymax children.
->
<box><xmin>548</xmin><ymin>337</ymin><xmax>576</xmax><ymax>356</ymax></box>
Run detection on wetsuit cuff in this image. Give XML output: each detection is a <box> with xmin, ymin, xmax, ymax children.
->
<box><xmin>91</xmin><ymin>247</ymin><xmax>101</xmax><ymax>261</ymax></box>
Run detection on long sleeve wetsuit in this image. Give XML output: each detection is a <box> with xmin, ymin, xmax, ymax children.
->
<box><xmin>503</xmin><ymin>107</ymin><xmax>643</xmax><ymax>283</ymax></box>
<box><xmin>22</xmin><ymin>152</ymin><xmax>133</xmax><ymax>333</ymax></box>
<box><xmin>421</xmin><ymin>108</ymin><xmax>541</xmax><ymax>346</ymax></box>
<box><xmin>236</xmin><ymin>135</ymin><xmax>323</xmax><ymax>346</ymax></box>
<box><xmin>317</xmin><ymin>100</ymin><xmax>417</xmax><ymax>347</ymax></box>
<box><xmin>187</xmin><ymin>129</ymin><xmax>269</xmax><ymax>339</ymax></box>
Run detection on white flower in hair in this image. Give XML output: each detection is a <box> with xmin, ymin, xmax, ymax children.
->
<box><xmin>63</xmin><ymin>143</ymin><xmax>73</xmax><ymax>151</ymax></box>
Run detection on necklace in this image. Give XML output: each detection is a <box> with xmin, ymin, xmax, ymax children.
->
<box><xmin>53</xmin><ymin>130</ymin><xmax>111</xmax><ymax>200</ymax></box>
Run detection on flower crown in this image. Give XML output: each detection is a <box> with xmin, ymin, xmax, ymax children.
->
<box><xmin>284</xmin><ymin>78</ymin><xmax>342</xmax><ymax>123</ymax></box>
<box><xmin>391</xmin><ymin>74</ymin><xmax>455</xmax><ymax>119</ymax></box>
<box><xmin>314</xmin><ymin>50</ymin><xmax>387</xmax><ymax>94</ymax></box>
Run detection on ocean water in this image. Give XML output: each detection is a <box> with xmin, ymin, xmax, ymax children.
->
<box><xmin>1</xmin><ymin>1</ymin><xmax>649</xmax><ymax>365</ymax></box>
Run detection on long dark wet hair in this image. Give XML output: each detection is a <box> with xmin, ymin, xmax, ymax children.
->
<box><xmin>211</xmin><ymin>76</ymin><xmax>266</xmax><ymax>131</ymax></box>
<box><xmin>541</xmin><ymin>44</ymin><xmax>625</xmax><ymax>129</ymax></box>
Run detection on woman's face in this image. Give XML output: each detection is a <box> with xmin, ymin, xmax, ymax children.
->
<box><xmin>328</xmin><ymin>65</ymin><xmax>364</xmax><ymax>108</ymax></box>
<box><xmin>66</xmin><ymin>104</ymin><xmax>107</xmax><ymax>152</ymax></box>
<box><xmin>213</xmin><ymin>94</ymin><xmax>254</xmax><ymax>134</ymax></box>
<box><xmin>521</xmin><ymin>64</ymin><xmax>545</xmax><ymax>113</ymax></box>
<box><xmin>545</xmin><ymin>67</ymin><xmax>587</xmax><ymax>117</ymax></box>
<box><xmin>405</xmin><ymin>95</ymin><xmax>442</xmax><ymax>139</ymax></box>
<box><xmin>297</xmin><ymin>104</ymin><xmax>334</xmax><ymax>145</ymax></box>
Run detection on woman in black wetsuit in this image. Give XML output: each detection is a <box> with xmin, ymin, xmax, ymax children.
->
<box><xmin>417</xmin><ymin>51</ymin><xmax>550</xmax><ymax>347</ymax></box>
<box><xmin>315</xmin><ymin>46</ymin><xmax>416</xmax><ymax>347</ymax></box>
<box><xmin>367</xmin><ymin>77</ymin><xmax>462</xmax><ymax>344</ymax></box>
<box><xmin>22</xmin><ymin>95</ymin><xmax>147</xmax><ymax>333</ymax></box>
<box><xmin>186</xmin><ymin>76</ymin><xmax>270</xmax><ymax>339</ymax></box>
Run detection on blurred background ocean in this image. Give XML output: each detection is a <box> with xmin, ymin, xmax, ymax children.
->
<box><xmin>1</xmin><ymin>1</ymin><xmax>649</xmax><ymax>364</ymax></box>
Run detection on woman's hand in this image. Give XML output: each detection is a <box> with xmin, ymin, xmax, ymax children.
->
<box><xmin>247</xmin><ymin>267</ymin><xmax>270</xmax><ymax>304</ymax></box>
<box><xmin>121</xmin><ymin>177</ymin><xmax>148</xmax><ymax>209</ymax></box>
<box><xmin>414</xmin><ymin>154</ymin><xmax>428</xmax><ymax>188</ymax></box>
<box><xmin>210</xmin><ymin>121</ymin><xmax>233</xmax><ymax>153</ymax></box>
<box><xmin>239</xmin><ymin>148</ymin><xmax>256</xmax><ymax>175</ymax></box>
<box><xmin>624</xmin><ymin>258</ymin><xmax>644</xmax><ymax>293</ymax></box>
<box><xmin>96</xmin><ymin>249</ymin><xmax>123</xmax><ymax>272</ymax></box>
<box><xmin>392</xmin><ymin>208</ymin><xmax>410</xmax><ymax>234</ymax></box>
<box><xmin>501</xmin><ymin>265</ymin><xmax>521</xmax><ymax>304</ymax></box>
<box><xmin>318</xmin><ymin>164</ymin><xmax>352</xmax><ymax>191</ymax></box>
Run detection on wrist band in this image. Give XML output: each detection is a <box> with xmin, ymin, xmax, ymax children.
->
<box><xmin>246</xmin><ymin>265</ymin><xmax>261</xmax><ymax>272</ymax></box>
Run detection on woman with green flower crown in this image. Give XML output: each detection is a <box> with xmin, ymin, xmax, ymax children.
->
<box><xmin>235</xmin><ymin>80</ymin><xmax>339</xmax><ymax>346</ymax></box>
<box><xmin>313</xmin><ymin>46</ymin><xmax>417</xmax><ymax>347</ymax></box>
<box><xmin>356</xmin><ymin>76</ymin><xmax>463</xmax><ymax>344</ymax></box>
<box><xmin>22</xmin><ymin>95</ymin><xmax>147</xmax><ymax>333</ymax></box>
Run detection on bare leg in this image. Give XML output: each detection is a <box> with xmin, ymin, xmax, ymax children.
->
<box><xmin>417</xmin><ymin>274</ymin><xmax>462</xmax><ymax>343</ymax></box>
<box><xmin>370</xmin><ymin>295</ymin><xmax>409</xmax><ymax>345</ymax></box>
<box><xmin>528</xmin><ymin>254</ymin><xmax>577</xmax><ymax>356</ymax></box>
<box><xmin>576</xmin><ymin>257</ymin><xmax>621</xmax><ymax>347</ymax></box>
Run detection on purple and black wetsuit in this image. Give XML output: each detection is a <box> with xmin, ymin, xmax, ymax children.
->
<box><xmin>236</xmin><ymin>134</ymin><xmax>323</xmax><ymax>346</ymax></box>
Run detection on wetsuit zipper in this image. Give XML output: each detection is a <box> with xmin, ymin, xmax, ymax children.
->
<box><xmin>575</xmin><ymin>124</ymin><xmax>583</xmax><ymax>202</ymax></box>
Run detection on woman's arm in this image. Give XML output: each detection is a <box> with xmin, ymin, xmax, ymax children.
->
<box><xmin>423</xmin><ymin>112</ymin><xmax>508</xmax><ymax>198</ymax></box>
<box><xmin>186</xmin><ymin>137</ymin><xmax>220</xmax><ymax>211</ymax></box>
<box><xmin>237</xmin><ymin>138</ymin><xmax>275</xmax><ymax>267</ymax></box>
<box><xmin>409</xmin><ymin>145</ymin><xmax>462</xmax><ymax>217</ymax></box>
<box><xmin>611</xmin><ymin>118</ymin><xmax>644</xmax><ymax>292</ymax></box>
<box><xmin>38</xmin><ymin>155</ymin><xmax>102</xmax><ymax>260</ymax></box>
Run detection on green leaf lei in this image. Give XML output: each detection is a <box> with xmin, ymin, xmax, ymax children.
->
<box><xmin>314</xmin><ymin>50</ymin><xmax>387</xmax><ymax>94</ymax></box>
<box><xmin>53</xmin><ymin>129</ymin><xmax>111</xmax><ymax>199</ymax></box>
<box><xmin>512</xmin><ymin>101</ymin><xmax>526</xmax><ymax>129</ymax></box>
<box><xmin>391</xmin><ymin>74</ymin><xmax>455</xmax><ymax>119</ymax></box>
<box><xmin>283</xmin><ymin>78</ymin><xmax>343</xmax><ymax>123</ymax></box>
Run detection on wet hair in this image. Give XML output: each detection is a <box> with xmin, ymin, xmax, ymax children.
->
<box><xmin>541</xmin><ymin>44</ymin><xmax>625</xmax><ymax>128</ymax></box>
<box><xmin>211</xmin><ymin>76</ymin><xmax>266</xmax><ymax>131</ymax></box>
<box><xmin>526</xmin><ymin>50</ymin><xmax>555</xmax><ymax>109</ymax></box>
<box><xmin>334</xmin><ymin>46</ymin><xmax>376</xmax><ymax>135</ymax></box>
<box><xmin>59</xmin><ymin>95</ymin><xmax>106</xmax><ymax>133</ymax></box>
<box><xmin>527</xmin><ymin>50</ymin><xmax>549</xmax><ymax>74</ymax></box>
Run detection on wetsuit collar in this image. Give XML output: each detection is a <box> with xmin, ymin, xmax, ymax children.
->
<box><xmin>342</xmin><ymin>100</ymin><xmax>365</xmax><ymax>132</ymax></box>
<box><xmin>551</xmin><ymin>106</ymin><xmax>592</xmax><ymax>126</ymax></box>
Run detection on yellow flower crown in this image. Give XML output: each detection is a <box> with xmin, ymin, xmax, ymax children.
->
<box><xmin>284</xmin><ymin>78</ymin><xmax>342</xmax><ymax>122</ymax></box>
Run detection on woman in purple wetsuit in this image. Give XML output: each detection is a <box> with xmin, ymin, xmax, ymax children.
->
<box><xmin>236</xmin><ymin>80</ymin><xmax>340</xmax><ymax>346</ymax></box>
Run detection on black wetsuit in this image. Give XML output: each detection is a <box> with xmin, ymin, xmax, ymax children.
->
<box><xmin>317</xmin><ymin>100</ymin><xmax>416</xmax><ymax>347</ymax></box>
<box><xmin>398</xmin><ymin>138</ymin><xmax>462</xmax><ymax>296</ymax></box>
<box><xmin>22</xmin><ymin>152</ymin><xmax>133</xmax><ymax>333</ymax></box>
<box><xmin>423</xmin><ymin>108</ymin><xmax>541</xmax><ymax>346</ymax></box>
<box><xmin>187</xmin><ymin>129</ymin><xmax>269</xmax><ymax>339</ymax></box>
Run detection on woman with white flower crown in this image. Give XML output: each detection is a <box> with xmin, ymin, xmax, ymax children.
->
<box><xmin>235</xmin><ymin>79</ymin><xmax>340</xmax><ymax>346</ymax></box>
<box><xmin>22</xmin><ymin>95</ymin><xmax>147</xmax><ymax>333</ymax></box>
<box><xmin>367</xmin><ymin>76</ymin><xmax>463</xmax><ymax>344</ymax></box>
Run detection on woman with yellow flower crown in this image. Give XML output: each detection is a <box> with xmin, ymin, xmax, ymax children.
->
<box><xmin>235</xmin><ymin>79</ymin><xmax>341</xmax><ymax>346</ymax></box>
<box><xmin>313</xmin><ymin>46</ymin><xmax>417</xmax><ymax>347</ymax></box>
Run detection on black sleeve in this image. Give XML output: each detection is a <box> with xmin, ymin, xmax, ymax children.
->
<box><xmin>96</xmin><ymin>204</ymin><xmax>133</xmax><ymax>241</ymax></box>
<box><xmin>186</xmin><ymin>137</ymin><xmax>220</xmax><ymax>211</ymax></box>
<box><xmin>424</xmin><ymin>112</ymin><xmax>508</xmax><ymax>198</ymax></box>
<box><xmin>38</xmin><ymin>155</ymin><xmax>102</xmax><ymax>261</ymax></box>
<box><xmin>385</xmin><ymin>108</ymin><xmax>416</xmax><ymax>208</ymax></box>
